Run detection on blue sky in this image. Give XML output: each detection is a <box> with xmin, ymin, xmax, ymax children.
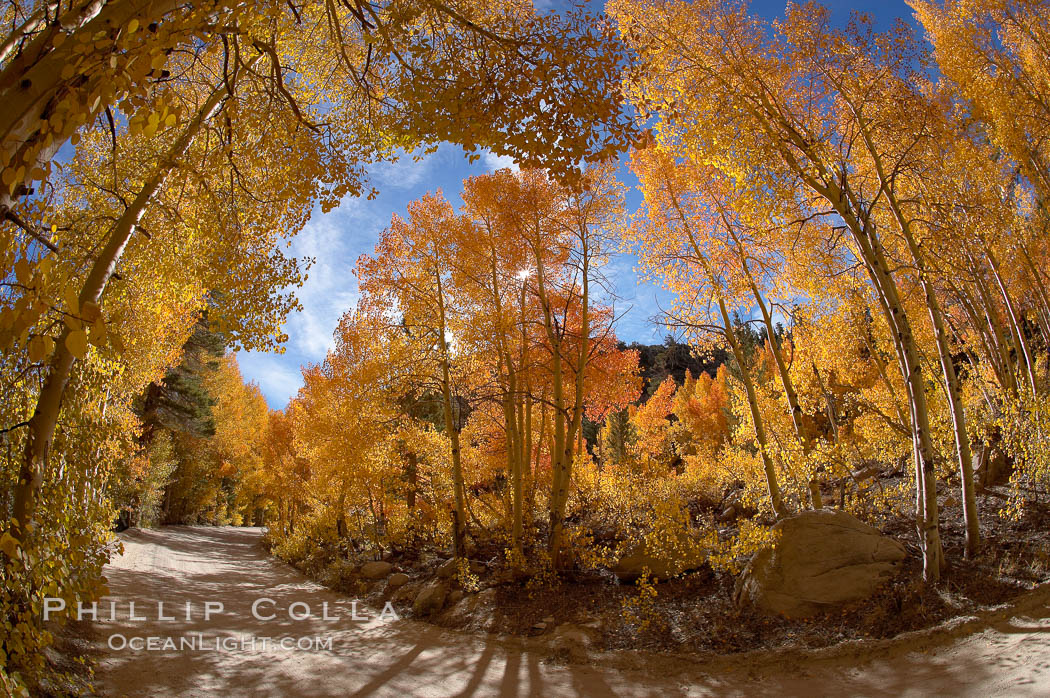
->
<box><xmin>238</xmin><ymin>0</ymin><xmax>916</xmax><ymax>409</ymax></box>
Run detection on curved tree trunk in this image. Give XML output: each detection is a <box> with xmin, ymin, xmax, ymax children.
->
<box><xmin>10</xmin><ymin>72</ymin><xmax>245</xmax><ymax>541</ymax></box>
<box><xmin>855</xmin><ymin>119</ymin><xmax>980</xmax><ymax>558</ymax></box>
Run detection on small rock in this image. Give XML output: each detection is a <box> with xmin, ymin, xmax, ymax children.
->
<box><xmin>361</xmin><ymin>561</ymin><xmax>394</xmax><ymax>579</ymax></box>
<box><xmin>392</xmin><ymin>582</ymin><xmax>419</xmax><ymax>604</ymax></box>
<box><xmin>717</xmin><ymin>505</ymin><xmax>737</xmax><ymax>522</ymax></box>
<box><xmin>437</xmin><ymin>557</ymin><xmax>486</xmax><ymax>579</ymax></box>
<box><xmin>542</xmin><ymin>615</ymin><xmax>555</xmax><ymax>623</ymax></box>
<box><xmin>439</xmin><ymin>587</ymin><xmax>498</xmax><ymax>627</ymax></box>
<box><xmin>436</xmin><ymin>558</ymin><xmax>458</xmax><ymax>579</ymax></box>
<box><xmin>413</xmin><ymin>580</ymin><xmax>448</xmax><ymax>616</ymax></box>
<box><xmin>325</xmin><ymin>560</ymin><xmax>357</xmax><ymax>587</ymax></box>
<box><xmin>852</xmin><ymin>464</ymin><xmax>881</xmax><ymax>481</ymax></box>
<box><xmin>387</xmin><ymin>572</ymin><xmax>410</xmax><ymax>589</ymax></box>
<box><xmin>532</xmin><ymin>622</ymin><xmax>547</xmax><ymax>631</ymax></box>
<box><xmin>976</xmin><ymin>446</ymin><xmax>1012</xmax><ymax>488</ymax></box>
<box><xmin>613</xmin><ymin>530</ymin><xmax>707</xmax><ymax>582</ymax></box>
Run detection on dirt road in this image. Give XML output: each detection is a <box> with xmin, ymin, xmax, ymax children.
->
<box><xmin>93</xmin><ymin>526</ymin><xmax>1050</xmax><ymax>696</ymax></box>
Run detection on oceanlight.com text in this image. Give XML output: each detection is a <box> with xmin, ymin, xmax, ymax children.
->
<box><xmin>106</xmin><ymin>634</ymin><xmax>334</xmax><ymax>652</ymax></box>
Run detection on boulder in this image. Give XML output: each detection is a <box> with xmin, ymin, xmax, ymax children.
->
<box><xmin>736</xmin><ymin>509</ymin><xmax>906</xmax><ymax>618</ymax></box>
<box><xmin>548</xmin><ymin>624</ymin><xmax>594</xmax><ymax>662</ymax></box>
<box><xmin>413</xmin><ymin>580</ymin><xmax>448</xmax><ymax>616</ymax></box>
<box><xmin>475</xmin><ymin>587</ymin><xmax>498</xmax><ymax>604</ymax></box>
<box><xmin>361</xmin><ymin>561</ymin><xmax>394</xmax><ymax>580</ymax></box>
<box><xmin>613</xmin><ymin>531</ymin><xmax>707</xmax><ymax>582</ymax></box>
<box><xmin>387</xmin><ymin>572</ymin><xmax>410</xmax><ymax>589</ymax></box>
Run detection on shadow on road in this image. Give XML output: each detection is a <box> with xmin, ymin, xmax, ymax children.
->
<box><xmin>90</xmin><ymin>526</ymin><xmax>1050</xmax><ymax>697</ymax></box>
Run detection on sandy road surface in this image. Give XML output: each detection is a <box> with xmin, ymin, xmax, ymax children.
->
<box><xmin>93</xmin><ymin>526</ymin><xmax>1050</xmax><ymax>697</ymax></box>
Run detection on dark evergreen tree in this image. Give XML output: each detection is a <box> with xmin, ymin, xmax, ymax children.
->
<box><xmin>137</xmin><ymin>315</ymin><xmax>226</xmax><ymax>445</ymax></box>
<box><xmin>123</xmin><ymin>312</ymin><xmax>227</xmax><ymax>526</ymax></box>
<box><xmin>621</xmin><ymin>335</ymin><xmax>730</xmax><ymax>397</ymax></box>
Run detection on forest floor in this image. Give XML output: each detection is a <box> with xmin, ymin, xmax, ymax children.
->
<box><xmin>326</xmin><ymin>486</ymin><xmax>1050</xmax><ymax>657</ymax></box>
<box><xmin>78</xmin><ymin>525</ymin><xmax>1050</xmax><ymax>696</ymax></box>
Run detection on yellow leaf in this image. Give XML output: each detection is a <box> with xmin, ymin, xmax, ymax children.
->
<box><xmin>14</xmin><ymin>259</ymin><xmax>31</xmax><ymax>285</ymax></box>
<box><xmin>65</xmin><ymin>330</ymin><xmax>88</xmax><ymax>359</ymax></box>
<box><xmin>62</xmin><ymin>314</ymin><xmax>82</xmax><ymax>332</ymax></box>
<box><xmin>127</xmin><ymin>19</ymin><xmax>140</xmax><ymax>34</ymax></box>
<box><xmin>28</xmin><ymin>335</ymin><xmax>48</xmax><ymax>362</ymax></box>
<box><xmin>89</xmin><ymin>318</ymin><xmax>106</xmax><ymax>346</ymax></box>
<box><xmin>63</xmin><ymin>286</ymin><xmax>79</xmax><ymax>313</ymax></box>
<box><xmin>0</xmin><ymin>532</ymin><xmax>18</xmax><ymax>559</ymax></box>
<box><xmin>109</xmin><ymin>331</ymin><xmax>125</xmax><ymax>355</ymax></box>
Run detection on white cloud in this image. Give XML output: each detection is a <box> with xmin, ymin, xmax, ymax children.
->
<box><xmin>237</xmin><ymin>191</ymin><xmax>384</xmax><ymax>408</ymax></box>
<box><xmin>287</xmin><ymin>199</ymin><xmax>379</xmax><ymax>354</ymax></box>
<box><xmin>236</xmin><ymin>352</ymin><xmax>306</xmax><ymax>408</ymax></box>
<box><xmin>481</xmin><ymin>149</ymin><xmax>519</xmax><ymax>172</ymax></box>
<box><xmin>370</xmin><ymin>146</ymin><xmax>452</xmax><ymax>190</ymax></box>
